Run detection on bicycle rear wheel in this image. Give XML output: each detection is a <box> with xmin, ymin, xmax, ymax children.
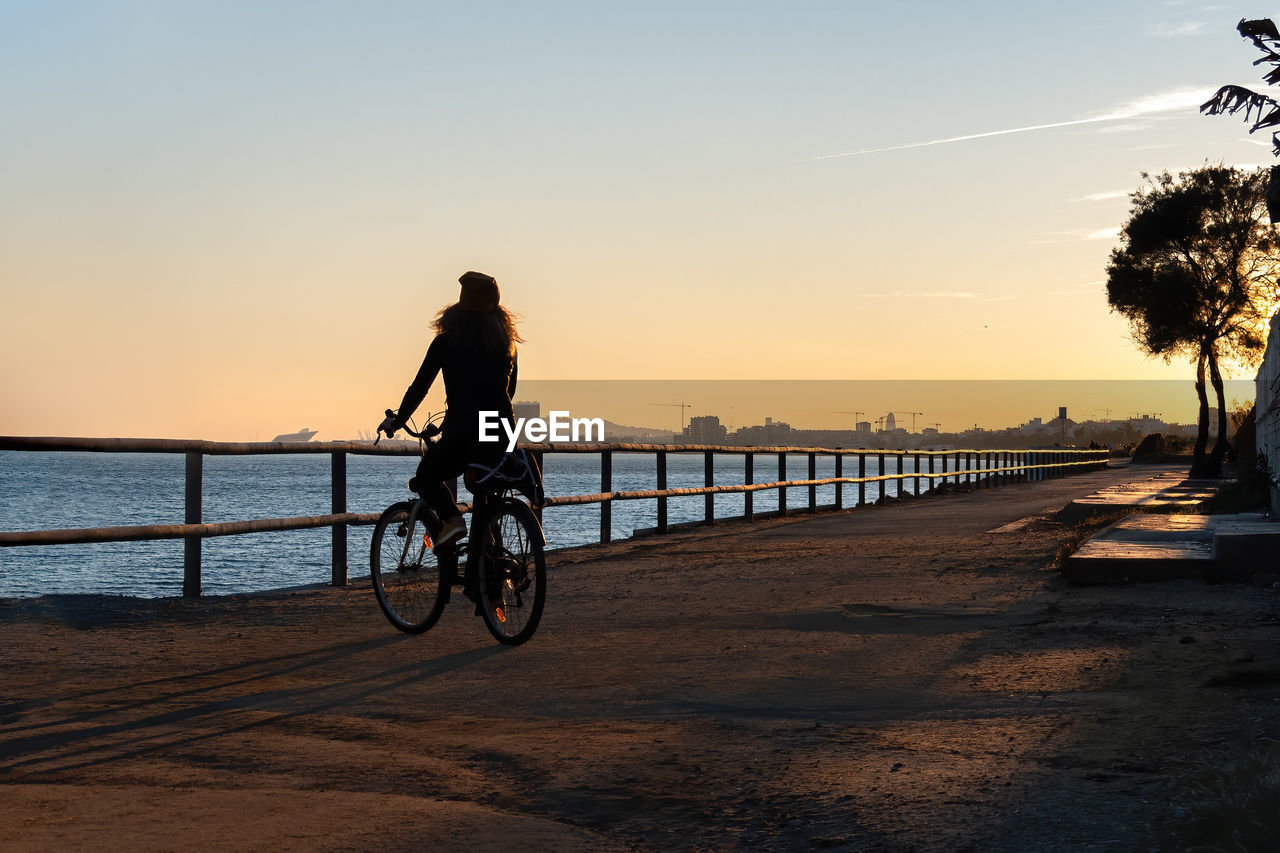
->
<box><xmin>476</xmin><ymin>499</ymin><xmax>546</xmax><ymax>645</ymax></box>
<box><xmin>370</xmin><ymin>501</ymin><xmax>449</xmax><ymax>634</ymax></box>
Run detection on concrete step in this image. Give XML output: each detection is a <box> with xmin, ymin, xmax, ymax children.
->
<box><xmin>1064</xmin><ymin>539</ymin><xmax>1212</xmax><ymax>583</ymax></box>
<box><xmin>1059</xmin><ymin>470</ymin><xmax>1216</xmax><ymax>523</ymax></box>
<box><xmin>1064</xmin><ymin>510</ymin><xmax>1279</xmax><ymax>583</ymax></box>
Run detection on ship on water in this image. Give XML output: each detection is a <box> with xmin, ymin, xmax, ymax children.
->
<box><xmin>271</xmin><ymin>427</ymin><xmax>318</xmax><ymax>443</ymax></box>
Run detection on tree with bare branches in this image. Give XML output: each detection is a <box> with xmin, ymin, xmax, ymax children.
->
<box><xmin>1106</xmin><ymin>166</ymin><xmax>1277</xmax><ymax>477</ymax></box>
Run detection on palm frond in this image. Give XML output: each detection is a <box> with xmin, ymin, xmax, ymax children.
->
<box><xmin>1201</xmin><ymin>85</ymin><xmax>1278</xmax><ymax>121</ymax></box>
<box><xmin>1201</xmin><ymin>86</ymin><xmax>1280</xmax><ymax>158</ymax></box>
<box><xmin>1239</xmin><ymin>17</ymin><xmax>1280</xmax><ymax>50</ymax></box>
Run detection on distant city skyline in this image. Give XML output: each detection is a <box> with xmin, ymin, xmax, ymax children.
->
<box><xmin>2</xmin><ymin>3</ymin><xmax>1276</xmax><ymax>440</ymax></box>
<box><xmin>518</xmin><ymin>380</ymin><xmax>1255</xmax><ymax>440</ymax></box>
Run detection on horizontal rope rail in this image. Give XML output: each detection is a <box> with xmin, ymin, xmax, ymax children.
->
<box><xmin>0</xmin><ymin>459</ymin><xmax>1098</xmax><ymax>546</ymax></box>
<box><xmin>1</xmin><ymin>435</ymin><xmax>1105</xmax><ymax>458</ymax></box>
<box><xmin>0</xmin><ymin>512</ymin><xmax>383</xmax><ymax>547</ymax></box>
<box><xmin>542</xmin><ymin>459</ymin><xmax>1101</xmax><ymax>507</ymax></box>
<box><xmin>1</xmin><ymin>434</ymin><xmax>1108</xmax><ymax>596</ymax></box>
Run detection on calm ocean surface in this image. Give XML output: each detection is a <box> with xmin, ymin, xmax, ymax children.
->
<box><xmin>0</xmin><ymin>450</ymin><xmax>922</xmax><ymax>598</ymax></box>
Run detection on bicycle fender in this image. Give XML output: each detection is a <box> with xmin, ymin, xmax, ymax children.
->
<box><xmin>502</xmin><ymin>497</ymin><xmax>547</xmax><ymax>549</ymax></box>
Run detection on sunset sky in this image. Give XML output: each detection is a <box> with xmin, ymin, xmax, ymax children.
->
<box><xmin>3</xmin><ymin>1</ymin><xmax>1278</xmax><ymax>439</ymax></box>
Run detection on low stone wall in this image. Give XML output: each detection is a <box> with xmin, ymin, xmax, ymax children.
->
<box><xmin>1258</xmin><ymin>309</ymin><xmax>1280</xmax><ymax>508</ymax></box>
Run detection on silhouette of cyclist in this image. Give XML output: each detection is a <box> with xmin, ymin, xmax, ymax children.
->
<box><xmin>383</xmin><ymin>271</ymin><xmax>521</xmax><ymax>548</ymax></box>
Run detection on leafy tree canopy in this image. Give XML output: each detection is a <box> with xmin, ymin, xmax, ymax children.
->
<box><xmin>1107</xmin><ymin>166</ymin><xmax>1275</xmax><ymax>368</ymax></box>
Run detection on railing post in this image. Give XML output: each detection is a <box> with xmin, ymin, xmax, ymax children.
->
<box><xmin>744</xmin><ymin>452</ymin><xmax>754</xmax><ymax>521</ymax></box>
<box><xmin>927</xmin><ymin>453</ymin><xmax>934</xmax><ymax>494</ymax></box>
<box><xmin>331</xmin><ymin>451</ymin><xmax>348</xmax><ymax>587</ymax></box>
<box><xmin>656</xmin><ymin>450</ymin><xmax>667</xmax><ymax>533</ymax></box>
<box><xmin>877</xmin><ymin>452</ymin><xmax>885</xmax><ymax>504</ymax></box>
<box><xmin>183</xmin><ymin>451</ymin><xmax>202</xmax><ymax>598</ymax></box>
<box><xmin>601</xmin><ymin>450</ymin><xmax>612</xmax><ymax>544</ymax></box>
<box><xmin>808</xmin><ymin>452</ymin><xmax>817</xmax><ymax>512</ymax></box>
<box><xmin>704</xmin><ymin>451</ymin><xmax>715</xmax><ymax>525</ymax></box>
<box><xmin>532</xmin><ymin>451</ymin><xmax>544</xmax><ymax>524</ymax></box>
<box><xmin>898</xmin><ymin>453</ymin><xmax>905</xmax><ymax>499</ymax></box>
<box><xmin>942</xmin><ymin>453</ymin><xmax>949</xmax><ymax>488</ymax></box>
<box><xmin>834</xmin><ymin>453</ymin><xmax>843</xmax><ymax>510</ymax></box>
<box><xmin>914</xmin><ymin>453</ymin><xmax>921</xmax><ymax>497</ymax></box>
<box><xmin>858</xmin><ymin>453</ymin><xmax>866</xmax><ymax>506</ymax></box>
<box><xmin>778</xmin><ymin>452</ymin><xmax>788</xmax><ymax>517</ymax></box>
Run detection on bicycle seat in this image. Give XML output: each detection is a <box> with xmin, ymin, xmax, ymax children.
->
<box><xmin>464</xmin><ymin>450</ymin><xmax>544</xmax><ymax>506</ymax></box>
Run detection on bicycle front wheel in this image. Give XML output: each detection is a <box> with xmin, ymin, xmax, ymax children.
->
<box><xmin>370</xmin><ymin>501</ymin><xmax>448</xmax><ymax>634</ymax></box>
<box><xmin>477</xmin><ymin>500</ymin><xmax>546</xmax><ymax>645</ymax></box>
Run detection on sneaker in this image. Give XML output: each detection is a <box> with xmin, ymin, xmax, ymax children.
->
<box><xmin>434</xmin><ymin>515</ymin><xmax>467</xmax><ymax>551</ymax></box>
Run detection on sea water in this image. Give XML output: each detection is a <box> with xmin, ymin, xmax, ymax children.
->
<box><xmin>0</xmin><ymin>450</ymin><xmax>921</xmax><ymax>598</ymax></box>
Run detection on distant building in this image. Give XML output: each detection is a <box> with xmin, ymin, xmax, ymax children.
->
<box><xmin>735</xmin><ymin>417</ymin><xmax>792</xmax><ymax>445</ymax></box>
<box><xmin>883</xmin><ymin>412</ymin><xmax>897</xmax><ymax>432</ymax></box>
<box><xmin>856</xmin><ymin>421</ymin><xmax>871</xmax><ymax>434</ymax></box>
<box><xmin>684</xmin><ymin>415</ymin><xmax>728</xmax><ymax>444</ymax></box>
<box><xmin>1128</xmin><ymin>413</ymin><xmax>1169</xmax><ymax>434</ymax></box>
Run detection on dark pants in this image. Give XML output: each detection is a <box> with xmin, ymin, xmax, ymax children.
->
<box><xmin>413</xmin><ymin>433</ymin><xmax>503</xmax><ymax>522</ymax></box>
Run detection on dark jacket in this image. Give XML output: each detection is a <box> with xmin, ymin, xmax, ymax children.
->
<box><xmin>396</xmin><ymin>331</ymin><xmax>518</xmax><ymax>451</ymax></box>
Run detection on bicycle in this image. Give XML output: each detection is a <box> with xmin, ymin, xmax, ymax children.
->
<box><xmin>369</xmin><ymin>410</ymin><xmax>547</xmax><ymax>645</ymax></box>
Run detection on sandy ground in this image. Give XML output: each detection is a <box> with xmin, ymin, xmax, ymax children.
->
<box><xmin>3</xmin><ymin>464</ymin><xmax>1280</xmax><ymax>852</ymax></box>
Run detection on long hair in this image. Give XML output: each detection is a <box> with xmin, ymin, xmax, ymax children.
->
<box><xmin>433</xmin><ymin>304</ymin><xmax>523</xmax><ymax>356</ymax></box>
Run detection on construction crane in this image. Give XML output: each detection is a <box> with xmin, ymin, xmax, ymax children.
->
<box><xmin>927</xmin><ymin>422</ymin><xmax>942</xmax><ymax>432</ymax></box>
<box><xmin>832</xmin><ymin>410</ymin><xmax>865</xmax><ymax>425</ymax></box>
<box><xmin>651</xmin><ymin>402</ymin><xmax>693</xmax><ymax>433</ymax></box>
<box><xmin>891</xmin><ymin>411</ymin><xmax>924</xmax><ymax>431</ymax></box>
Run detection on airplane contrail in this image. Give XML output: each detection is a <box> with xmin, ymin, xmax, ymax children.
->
<box><xmin>804</xmin><ymin>87</ymin><xmax>1215</xmax><ymax>161</ymax></box>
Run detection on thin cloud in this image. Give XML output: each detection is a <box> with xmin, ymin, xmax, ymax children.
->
<box><xmin>1147</xmin><ymin>21</ymin><xmax>1207</xmax><ymax>38</ymax></box>
<box><xmin>921</xmin><ymin>291</ymin><xmax>978</xmax><ymax>299</ymax></box>
<box><xmin>804</xmin><ymin>86</ymin><xmax>1215</xmax><ymax>161</ymax></box>
<box><xmin>1032</xmin><ymin>228</ymin><xmax>1121</xmax><ymax>244</ymax></box>
<box><xmin>1073</xmin><ymin>190</ymin><xmax>1130</xmax><ymax>202</ymax></box>
<box><xmin>1095</xmin><ymin>123</ymin><xmax>1150</xmax><ymax>134</ymax></box>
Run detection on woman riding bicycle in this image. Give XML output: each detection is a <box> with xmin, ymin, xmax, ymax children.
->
<box><xmin>384</xmin><ymin>271</ymin><xmax>521</xmax><ymax>549</ymax></box>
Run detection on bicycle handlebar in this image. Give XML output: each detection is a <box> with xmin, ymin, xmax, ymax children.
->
<box><xmin>374</xmin><ymin>409</ymin><xmax>439</xmax><ymax>444</ymax></box>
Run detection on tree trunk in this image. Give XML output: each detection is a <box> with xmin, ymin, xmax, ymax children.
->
<box><xmin>1190</xmin><ymin>351</ymin><xmax>1210</xmax><ymax>479</ymax></box>
<box><xmin>1208</xmin><ymin>347</ymin><xmax>1229</xmax><ymax>478</ymax></box>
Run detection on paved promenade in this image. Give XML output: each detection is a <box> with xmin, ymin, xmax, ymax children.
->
<box><xmin>4</xmin><ymin>464</ymin><xmax>1280</xmax><ymax>851</ymax></box>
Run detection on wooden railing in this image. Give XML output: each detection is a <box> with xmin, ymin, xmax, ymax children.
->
<box><xmin>0</xmin><ymin>436</ymin><xmax>1108</xmax><ymax>597</ymax></box>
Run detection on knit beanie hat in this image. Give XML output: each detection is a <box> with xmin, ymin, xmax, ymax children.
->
<box><xmin>458</xmin><ymin>271</ymin><xmax>500</xmax><ymax>312</ymax></box>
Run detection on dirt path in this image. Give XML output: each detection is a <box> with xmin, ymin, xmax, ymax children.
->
<box><xmin>3</xmin><ymin>465</ymin><xmax>1279</xmax><ymax>851</ymax></box>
